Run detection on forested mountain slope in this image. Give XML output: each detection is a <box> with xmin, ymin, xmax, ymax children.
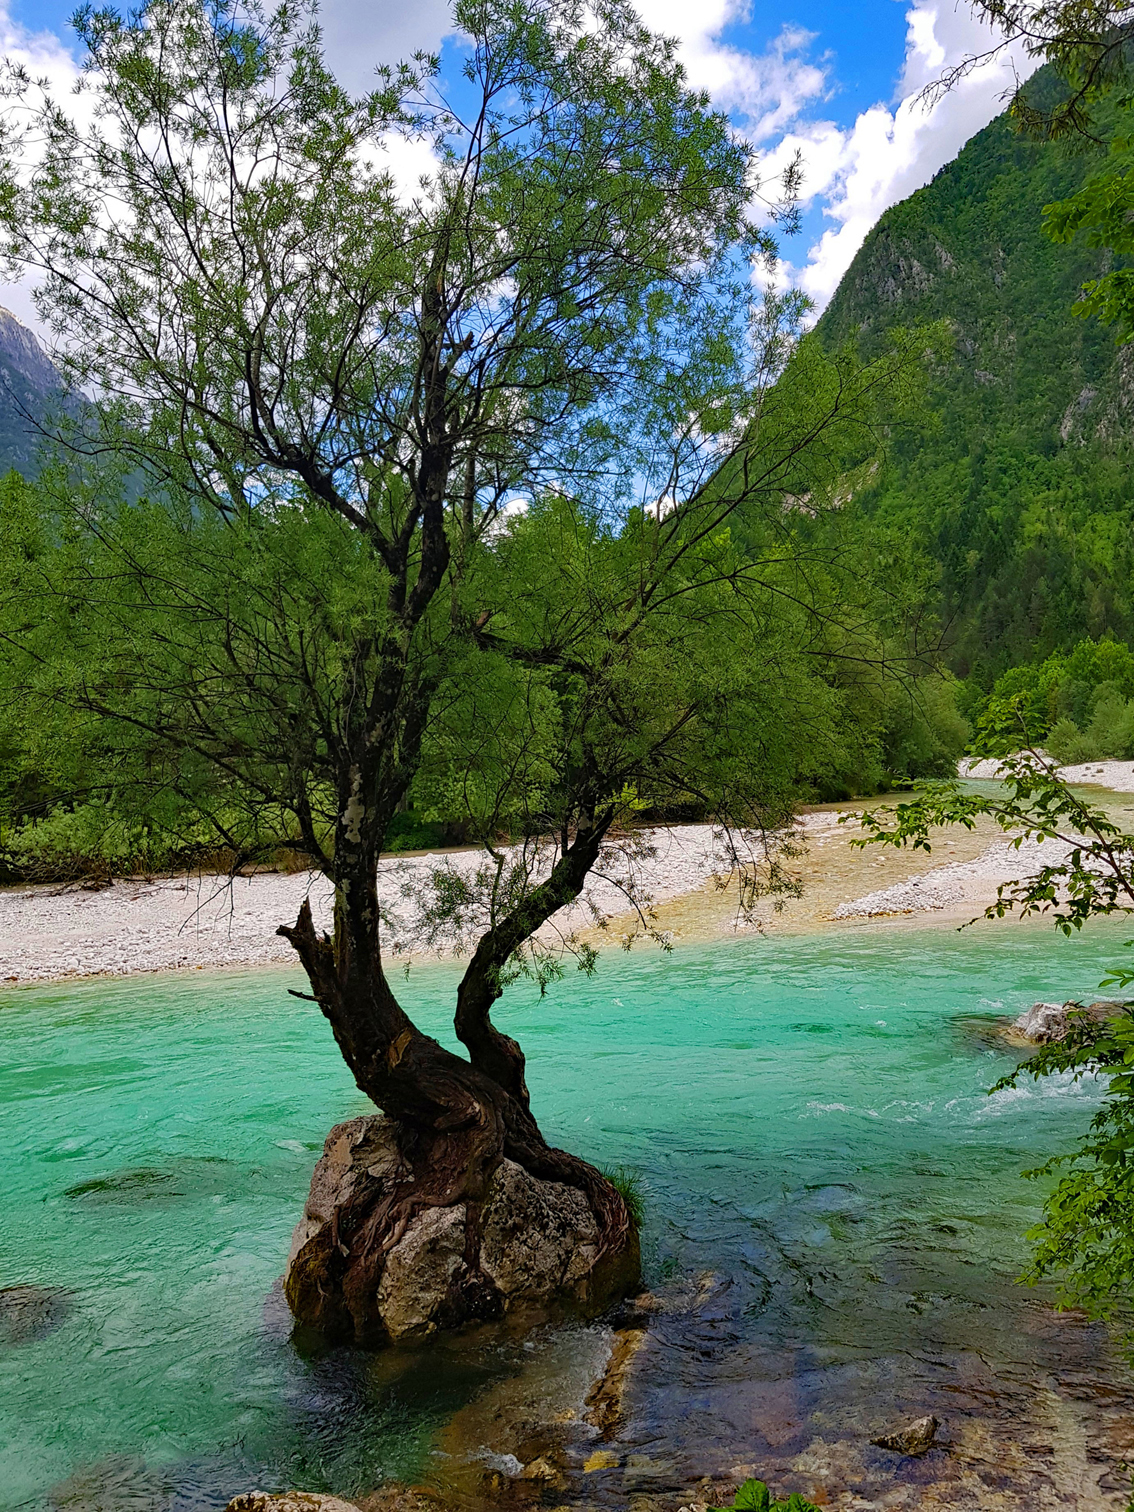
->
<box><xmin>816</xmin><ymin>69</ymin><xmax>1134</xmax><ymax>685</ymax></box>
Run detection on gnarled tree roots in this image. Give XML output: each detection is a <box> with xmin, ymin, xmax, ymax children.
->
<box><xmin>285</xmin><ymin>1115</ymin><xmax>641</xmax><ymax>1346</ymax></box>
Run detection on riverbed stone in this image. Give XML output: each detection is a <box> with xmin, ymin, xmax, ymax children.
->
<box><xmin>1012</xmin><ymin>998</ymin><xmax>1130</xmax><ymax>1043</ymax></box>
<box><xmin>870</xmin><ymin>1414</ymin><xmax>940</xmax><ymax>1455</ymax></box>
<box><xmin>225</xmin><ymin>1495</ymin><xmax>362</xmax><ymax>1512</ymax></box>
<box><xmin>285</xmin><ymin>1115</ymin><xmax>639</xmax><ymax>1345</ymax></box>
<box><xmin>0</xmin><ymin>1284</ymin><xmax>71</xmax><ymax>1345</ymax></box>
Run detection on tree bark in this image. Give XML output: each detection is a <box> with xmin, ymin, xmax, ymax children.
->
<box><xmin>453</xmin><ymin>815</ymin><xmax>612</xmax><ymax>1105</ymax></box>
<box><xmin>277</xmin><ymin>875</ymin><xmax>637</xmax><ymax>1343</ymax></box>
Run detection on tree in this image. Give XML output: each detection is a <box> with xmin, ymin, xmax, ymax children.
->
<box><xmin>0</xmin><ymin>0</ymin><xmax>925</xmax><ymax>1340</ymax></box>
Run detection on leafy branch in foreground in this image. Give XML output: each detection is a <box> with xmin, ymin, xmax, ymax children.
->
<box><xmin>850</xmin><ymin>748</ymin><xmax>1134</xmax><ymax>934</ymax></box>
<box><xmin>852</xmin><ymin>752</ymin><xmax>1134</xmax><ymax>1337</ymax></box>
<box><xmin>991</xmin><ymin>1005</ymin><xmax>1134</xmax><ymax>1323</ymax></box>
<box><xmin>709</xmin><ymin>1480</ymin><xmax>820</xmax><ymax>1512</ymax></box>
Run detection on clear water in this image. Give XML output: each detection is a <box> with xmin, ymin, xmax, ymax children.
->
<box><xmin>1</xmin><ymin>919</ymin><xmax>1131</xmax><ymax>1509</ymax></box>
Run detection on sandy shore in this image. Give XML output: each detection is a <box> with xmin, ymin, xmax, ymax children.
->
<box><xmin>6</xmin><ymin>761</ymin><xmax>1134</xmax><ymax>986</ymax></box>
<box><xmin>960</xmin><ymin>753</ymin><xmax>1134</xmax><ymax>791</ymax></box>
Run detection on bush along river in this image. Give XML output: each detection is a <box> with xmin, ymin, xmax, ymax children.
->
<box><xmin>3</xmin><ymin>920</ymin><xmax>1134</xmax><ymax>1511</ymax></box>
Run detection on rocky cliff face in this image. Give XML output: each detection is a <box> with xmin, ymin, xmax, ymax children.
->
<box><xmin>0</xmin><ymin>304</ymin><xmax>68</xmax><ymax>477</ymax></box>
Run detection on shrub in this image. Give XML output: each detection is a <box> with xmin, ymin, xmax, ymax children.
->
<box><xmin>709</xmin><ymin>1480</ymin><xmax>821</xmax><ymax>1512</ymax></box>
<box><xmin>383</xmin><ymin>810</ymin><xmax>452</xmax><ymax>853</ymax></box>
<box><xmin>1046</xmin><ymin>716</ymin><xmax>1100</xmax><ymax>765</ymax></box>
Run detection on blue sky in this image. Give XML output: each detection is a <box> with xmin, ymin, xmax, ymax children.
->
<box><xmin>0</xmin><ymin>0</ymin><xmax>1035</xmax><ymax>319</ymax></box>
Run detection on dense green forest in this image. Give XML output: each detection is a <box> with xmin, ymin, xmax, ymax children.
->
<box><xmin>11</xmin><ymin>60</ymin><xmax>1134</xmax><ymax>880</ymax></box>
<box><xmin>817</xmin><ymin>67</ymin><xmax>1134</xmax><ymax>687</ymax></box>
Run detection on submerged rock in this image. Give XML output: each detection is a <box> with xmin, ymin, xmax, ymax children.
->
<box><xmin>48</xmin><ymin>1454</ymin><xmax>163</xmax><ymax>1510</ymax></box>
<box><xmin>870</xmin><ymin>1414</ymin><xmax>940</xmax><ymax>1456</ymax></box>
<box><xmin>1012</xmin><ymin>998</ymin><xmax>1130</xmax><ymax>1044</ymax></box>
<box><xmin>224</xmin><ymin>1496</ymin><xmax>361</xmax><ymax>1512</ymax></box>
<box><xmin>284</xmin><ymin>1115</ymin><xmax>639</xmax><ymax>1345</ymax></box>
<box><xmin>0</xmin><ymin>1284</ymin><xmax>71</xmax><ymax>1345</ymax></box>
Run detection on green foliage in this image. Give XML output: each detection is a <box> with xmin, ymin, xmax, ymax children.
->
<box><xmin>990</xmin><ymin>1006</ymin><xmax>1134</xmax><ymax>1331</ymax></box>
<box><xmin>967</xmin><ymin>636</ymin><xmax>1134</xmax><ymax>755</ymax></box>
<box><xmin>879</xmin><ymin>673</ymin><xmax>971</xmax><ymax>784</ymax></box>
<box><xmin>383</xmin><ymin>812</ymin><xmax>453</xmax><ymax>854</ymax></box>
<box><xmin>3</xmin><ymin>801</ymin><xmax>189</xmax><ymax>882</ymax></box>
<box><xmin>1044</xmin><ymin>121</ymin><xmax>1134</xmax><ymax>340</ymax></box>
<box><xmin>599</xmin><ymin>1165</ymin><xmax>645</xmax><ymax>1226</ymax></box>
<box><xmin>709</xmin><ymin>1479</ymin><xmax>821</xmax><ymax>1512</ymax></box>
<box><xmin>816</xmin><ymin>68</ymin><xmax>1134</xmax><ymax>678</ymax></box>
<box><xmin>855</xmin><ymin>751</ymin><xmax>1134</xmax><ymax>930</ymax></box>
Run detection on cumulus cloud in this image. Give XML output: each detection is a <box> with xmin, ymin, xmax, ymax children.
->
<box><xmin>766</xmin><ymin>3</ymin><xmax>1041</xmax><ymax>307</ymax></box>
<box><xmin>0</xmin><ymin>0</ymin><xmax>1043</xmax><ymax>329</ymax></box>
<box><xmin>609</xmin><ymin>0</ymin><xmax>1039</xmax><ymax>311</ymax></box>
<box><xmin>319</xmin><ymin>0</ymin><xmax>453</xmax><ymax>94</ymax></box>
<box><xmin>634</xmin><ymin>0</ymin><xmax>830</xmax><ymax>136</ymax></box>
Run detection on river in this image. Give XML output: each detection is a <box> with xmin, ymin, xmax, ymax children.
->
<box><xmin>3</xmin><ymin>918</ymin><xmax>1134</xmax><ymax>1509</ymax></box>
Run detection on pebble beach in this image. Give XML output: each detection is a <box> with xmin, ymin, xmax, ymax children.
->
<box><xmin>4</xmin><ymin>760</ymin><xmax>1134</xmax><ymax>985</ymax></box>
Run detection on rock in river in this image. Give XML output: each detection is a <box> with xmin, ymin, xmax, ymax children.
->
<box><xmin>0</xmin><ymin>1284</ymin><xmax>71</xmax><ymax>1345</ymax></box>
<box><xmin>284</xmin><ymin>1115</ymin><xmax>639</xmax><ymax>1345</ymax></box>
<box><xmin>1012</xmin><ymin>998</ymin><xmax>1130</xmax><ymax>1044</ymax></box>
<box><xmin>870</xmin><ymin>1414</ymin><xmax>940</xmax><ymax>1456</ymax></box>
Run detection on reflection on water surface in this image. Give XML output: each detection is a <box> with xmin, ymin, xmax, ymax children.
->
<box><xmin>2</xmin><ymin>921</ymin><xmax>1134</xmax><ymax>1508</ymax></box>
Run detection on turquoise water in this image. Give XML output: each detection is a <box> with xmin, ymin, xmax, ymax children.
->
<box><xmin>1</xmin><ymin>920</ymin><xmax>1131</xmax><ymax>1508</ymax></box>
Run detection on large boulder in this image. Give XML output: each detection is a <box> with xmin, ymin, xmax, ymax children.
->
<box><xmin>1012</xmin><ymin>998</ymin><xmax>1130</xmax><ymax>1044</ymax></box>
<box><xmin>284</xmin><ymin>1115</ymin><xmax>639</xmax><ymax>1345</ymax></box>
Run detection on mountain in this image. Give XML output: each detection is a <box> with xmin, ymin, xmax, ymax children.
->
<box><xmin>815</xmin><ymin>68</ymin><xmax>1134</xmax><ymax>685</ymax></box>
<box><xmin>0</xmin><ymin>305</ymin><xmax>69</xmax><ymax>477</ymax></box>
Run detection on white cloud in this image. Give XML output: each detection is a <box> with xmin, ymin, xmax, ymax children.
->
<box><xmin>634</xmin><ymin>0</ymin><xmax>829</xmax><ymax>136</ymax></box>
<box><xmin>319</xmin><ymin>0</ymin><xmax>454</xmax><ymax>94</ymax></box>
<box><xmin>0</xmin><ymin>0</ymin><xmax>454</xmax><ymax>324</ymax></box>
<box><xmin>0</xmin><ymin>0</ymin><xmax>1044</xmax><ymax>333</ymax></box>
<box><xmin>620</xmin><ymin>0</ymin><xmax>1038</xmax><ymax>312</ymax></box>
<box><xmin>0</xmin><ymin>5</ymin><xmax>83</xmax><ymax>333</ymax></box>
<box><xmin>767</xmin><ymin>3</ymin><xmax>1041</xmax><ymax>308</ymax></box>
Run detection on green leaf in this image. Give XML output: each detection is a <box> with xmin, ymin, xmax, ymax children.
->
<box><xmin>733</xmin><ymin>1482</ymin><xmax>771</xmax><ymax>1511</ymax></box>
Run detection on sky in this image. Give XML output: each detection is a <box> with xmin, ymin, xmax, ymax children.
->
<box><xmin>0</xmin><ymin>0</ymin><xmax>1038</xmax><ymax>324</ymax></box>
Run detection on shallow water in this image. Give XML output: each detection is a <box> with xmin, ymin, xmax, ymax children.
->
<box><xmin>2</xmin><ymin>919</ymin><xmax>1134</xmax><ymax>1508</ymax></box>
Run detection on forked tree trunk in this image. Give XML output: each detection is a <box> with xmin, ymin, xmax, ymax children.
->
<box><xmin>273</xmin><ymin>316</ymin><xmax>639</xmax><ymax>1340</ymax></box>
<box><xmin>277</xmin><ymin>876</ymin><xmax>639</xmax><ymax>1344</ymax></box>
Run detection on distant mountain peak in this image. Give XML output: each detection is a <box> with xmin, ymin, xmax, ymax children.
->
<box><xmin>0</xmin><ymin>306</ymin><xmax>64</xmax><ymax>396</ymax></box>
<box><xmin>0</xmin><ymin>304</ymin><xmax>69</xmax><ymax>477</ymax></box>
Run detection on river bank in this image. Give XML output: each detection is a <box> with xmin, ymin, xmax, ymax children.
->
<box><xmin>6</xmin><ymin>763</ymin><xmax>1134</xmax><ymax>983</ymax></box>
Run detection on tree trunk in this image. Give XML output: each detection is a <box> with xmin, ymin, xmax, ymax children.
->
<box><xmin>277</xmin><ymin>896</ymin><xmax>639</xmax><ymax>1344</ymax></box>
